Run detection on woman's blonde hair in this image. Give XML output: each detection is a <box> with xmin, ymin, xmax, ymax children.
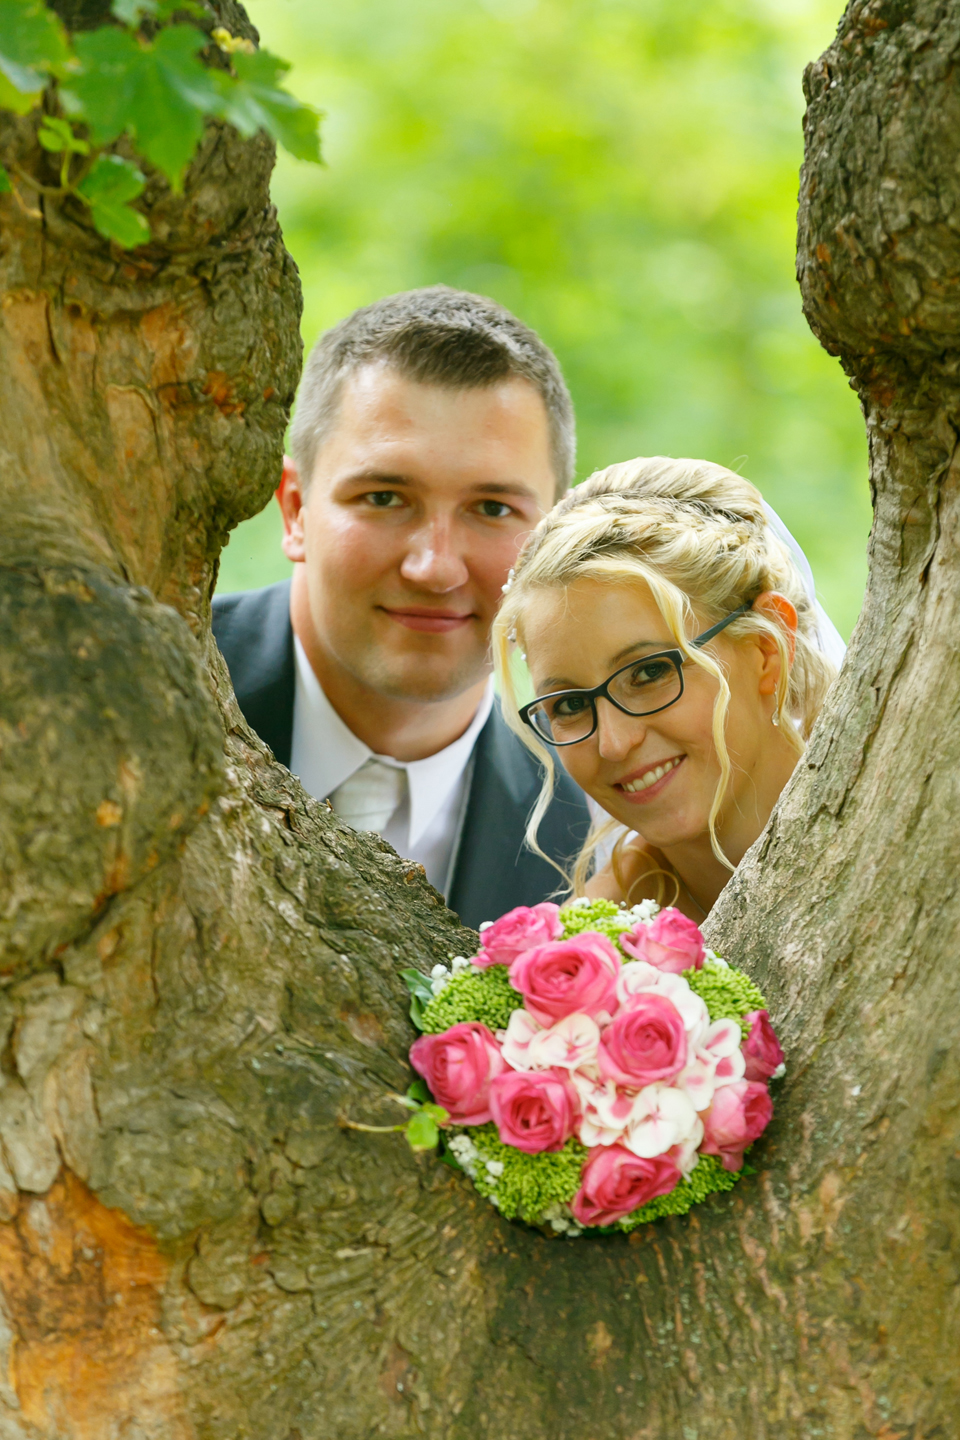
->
<box><xmin>493</xmin><ymin>456</ymin><xmax>838</xmax><ymax>897</ymax></box>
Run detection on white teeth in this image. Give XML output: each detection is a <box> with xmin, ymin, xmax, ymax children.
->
<box><xmin>621</xmin><ymin>757</ymin><xmax>681</xmax><ymax>794</ymax></box>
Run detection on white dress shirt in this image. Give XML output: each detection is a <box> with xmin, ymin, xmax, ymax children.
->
<box><xmin>290</xmin><ymin>636</ymin><xmax>494</xmax><ymax>894</ymax></box>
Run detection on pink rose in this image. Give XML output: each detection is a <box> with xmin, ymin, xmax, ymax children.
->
<box><xmin>509</xmin><ymin>934</ymin><xmax>620</xmax><ymax>1025</ymax></box>
<box><xmin>570</xmin><ymin>1145</ymin><xmax>681</xmax><ymax>1227</ymax></box>
<box><xmin>475</xmin><ymin>902</ymin><xmax>563</xmax><ymax>968</ymax></box>
<box><xmin>700</xmin><ymin>1080</ymin><xmax>773</xmax><ymax>1171</ymax></box>
<box><xmin>489</xmin><ymin>1068</ymin><xmax>579</xmax><ymax>1154</ymax></box>
<box><xmin>619</xmin><ymin>907</ymin><xmax>705</xmax><ymax>973</ymax></box>
<box><xmin>409</xmin><ymin>1022</ymin><xmax>506</xmax><ymax>1125</ymax></box>
<box><xmin>740</xmin><ymin>1010</ymin><xmax>785</xmax><ymax>1082</ymax></box>
<box><xmin>597</xmin><ymin>994</ymin><xmax>687</xmax><ymax>1088</ymax></box>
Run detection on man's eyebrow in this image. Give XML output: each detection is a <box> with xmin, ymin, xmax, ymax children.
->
<box><xmin>334</xmin><ymin>470</ymin><xmax>414</xmax><ymax>487</ymax></box>
<box><xmin>463</xmin><ymin>481</ymin><xmax>541</xmax><ymax>500</ymax></box>
<box><xmin>332</xmin><ymin>474</ymin><xmax>540</xmax><ymax>499</ymax></box>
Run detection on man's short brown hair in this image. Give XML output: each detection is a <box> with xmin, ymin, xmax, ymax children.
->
<box><xmin>289</xmin><ymin>286</ymin><xmax>575</xmax><ymax>500</ymax></box>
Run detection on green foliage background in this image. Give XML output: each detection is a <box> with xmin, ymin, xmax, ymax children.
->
<box><xmin>218</xmin><ymin>0</ymin><xmax>869</xmax><ymax>640</ymax></box>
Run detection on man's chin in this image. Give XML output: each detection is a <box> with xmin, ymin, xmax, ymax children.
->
<box><xmin>358</xmin><ymin>656</ymin><xmax>490</xmax><ymax>705</ymax></box>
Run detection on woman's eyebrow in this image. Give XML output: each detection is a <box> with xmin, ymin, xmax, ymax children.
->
<box><xmin>537</xmin><ymin>676</ymin><xmax>581</xmax><ymax>692</ymax></box>
<box><xmin>536</xmin><ymin>641</ymin><xmax>674</xmax><ymax>692</ymax></box>
<box><xmin>608</xmin><ymin>639</ymin><xmax>674</xmax><ymax>665</ymax></box>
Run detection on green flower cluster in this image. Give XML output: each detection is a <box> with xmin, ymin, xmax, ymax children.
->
<box><xmin>686</xmin><ymin>960</ymin><xmax>766</xmax><ymax>1027</ymax></box>
<box><xmin>420</xmin><ymin>965</ymin><xmax>522</xmax><ymax>1034</ymax></box>
<box><xmin>467</xmin><ymin>1125</ymin><xmax>586</xmax><ymax>1222</ymax></box>
<box><xmin>559</xmin><ymin>897</ymin><xmax>642</xmax><ymax>948</ymax></box>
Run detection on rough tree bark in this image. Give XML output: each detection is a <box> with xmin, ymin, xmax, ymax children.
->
<box><xmin>0</xmin><ymin>0</ymin><xmax>957</xmax><ymax>1435</ymax></box>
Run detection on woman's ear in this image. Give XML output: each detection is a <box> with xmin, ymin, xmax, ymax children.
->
<box><xmin>752</xmin><ymin>591</ymin><xmax>798</xmax><ymax>694</ymax></box>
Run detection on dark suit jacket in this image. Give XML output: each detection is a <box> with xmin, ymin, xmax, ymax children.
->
<box><xmin>212</xmin><ymin>581</ymin><xmax>590</xmax><ymax>930</ymax></box>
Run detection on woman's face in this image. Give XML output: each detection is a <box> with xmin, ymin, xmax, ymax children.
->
<box><xmin>520</xmin><ymin>577</ymin><xmax>779</xmax><ymax>852</ymax></box>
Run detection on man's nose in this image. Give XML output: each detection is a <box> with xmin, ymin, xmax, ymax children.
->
<box><xmin>399</xmin><ymin>519</ymin><xmax>470</xmax><ymax>593</ymax></box>
<box><xmin>595</xmin><ymin>700</ymin><xmax>647</xmax><ymax>762</ymax></box>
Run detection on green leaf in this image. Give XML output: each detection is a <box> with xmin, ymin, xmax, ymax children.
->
<box><xmin>111</xmin><ymin>0</ymin><xmax>157</xmax><ymax>22</ymax></box>
<box><xmin>437</xmin><ymin>1137</ymin><xmax>463</xmax><ymax>1172</ymax></box>
<box><xmin>0</xmin><ymin>0</ymin><xmax>69</xmax><ymax>99</ymax></box>
<box><xmin>420</xmin><ymin>1103</ymin><xmax>449</xmax><ymax>1125</ymax></box>
<box><xmin>111</xmin><ymin>0</ymin><xmax>204</xmax><ymax>20</ymax></box>
<box><xmin>67</xmin><ymin>24</ymin><xmax>222</xmax><ymax>188</ymax></box>
<box><xmin>217</xmin><ymin>48</ymin><xmax>321</xmax><ymax>163</ymax></box>
<box><xmin>76</xmin><ymin>153</ymin><xmax>149</xmax><ymax>248</ymax></box>
<box><xmin>155</xmin><ymin>0</ymin><xmax>205</xmax><ymax>16</ymax></box>
<box><xmin>0</xmin><ymin>163</ymin><xmax>10</xmax><ymax>193</ymax></box>
<box><xmin>37</xmin><ymin>115</ymin><xmax>89</xmax><ymax>155</ymax></box>
<box><xmin>405</xmin><ymin>1110</ymin><xmax>440</xmax><ymax>1153</ymax></box>
<box><xmin>401</xmin><ymin>968</ymin><xmax>433</xmax><ymax>1031</ymax></box>
<box><xmin>401</xmin><ymin>969</ymin><xmax>434</xmax><ymax>1003</ymax></box>
<box><xmin>406</xmin><ymin>1078</ymin><xmax>430</xmax><ymax>1105</ymax></box>
<box><xmin>0</xmin><ymin>69</ymin><xmax>38</xmax><ymax>114</ymax></box>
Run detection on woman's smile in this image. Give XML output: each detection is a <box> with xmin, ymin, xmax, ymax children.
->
<box><xmin>614</xmin><ymin>754</ymin><xmax>685</xmax><ymax>802</ymax></box>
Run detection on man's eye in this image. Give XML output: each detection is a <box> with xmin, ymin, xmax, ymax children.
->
<box><xmin>476</xmin><ymin>500</ymin><xmax>513</xmax><ymax>519</ymax></box>
<box><xmin>363</xmin><ymin>491</ymin><xmax>404</xmax><ymax>509</ymax></box>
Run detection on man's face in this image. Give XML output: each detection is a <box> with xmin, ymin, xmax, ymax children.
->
<box><xmin>279</xmin><ymin>363</ymin><xmax>558</xmax><ymax>703</ymax></box>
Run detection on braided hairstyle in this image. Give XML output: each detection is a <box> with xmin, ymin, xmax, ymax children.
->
<box><xmin>493</xmin><ymin>456</ymin><xmax>837</xmax><ymax>892</ymax></box>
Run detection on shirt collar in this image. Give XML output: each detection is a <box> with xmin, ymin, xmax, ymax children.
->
<box><xmin>292</xmin><ymin>636</ymin><xmax>493</xmax><ymax>845</ymax></box>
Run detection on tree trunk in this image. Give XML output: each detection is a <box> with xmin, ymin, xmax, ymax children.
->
<box><xmin>0</xmin><ymin>0</ymin><xmax>957</xmax><ymax>1435</ymax></box>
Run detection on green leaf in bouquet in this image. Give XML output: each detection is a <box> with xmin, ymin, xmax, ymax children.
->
<box><xmin>400</xmin><ymin>967</ymin><xmax>433</xmax><ymax>1030</ymax></box>
<box><xmin>406</xmin><ymin>1078</ymin><xmax>430</xmax><ymax>1105</ymax></box>
<box><xmin>0</xmin><ymin>163</ymin><xmax>10</xmax><ymax>193</ymax></box>
<box><xmin>216</xmin><ymin>48</ymin><xmax>321</xmax><ymax>163</ymax></box>
<box><xmin>419</xmin><ymin>1103</ymin><xmax>449</xmax><ymax>1125</ymax></box>
<box><xmin>405</xmin><ymin>1110</ymin><xmax>441</xmax><ymax>1153</ymax></box>
<box><xmin>76</xmin><ymin>153</ymin><xmax>149</xmax><ymax>248</ymax></box>
<box><xmin>67</xmin><ymin>24</ymin><xmax>221</xmax><ymax>188</ymax></box>
<box><xmin>0</xmin><ymin>0</ymin><xmax>69</xmax><ymax>101</ymax></box>
<box><xmin>437</xmin><ymin>1135</ymin><xmax>463</xmax><ymax>1171</ymax></box>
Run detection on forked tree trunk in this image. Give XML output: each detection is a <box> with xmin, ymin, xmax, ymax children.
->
<box><xmin>0</xmin><ymin>1</ymin><xmax>957</xmax><ymax>1435</ymax></box>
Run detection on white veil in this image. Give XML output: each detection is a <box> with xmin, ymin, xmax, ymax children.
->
<box><xmin>762</xmin><ymin>503</ymin><xmax>847</xmax><ymax>670</ymax></box>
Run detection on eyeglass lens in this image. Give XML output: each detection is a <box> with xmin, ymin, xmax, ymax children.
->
<box><xmin>528</xmin><ymin>653</ymin><xmax>683</xmax><ymax>743</ymax></box>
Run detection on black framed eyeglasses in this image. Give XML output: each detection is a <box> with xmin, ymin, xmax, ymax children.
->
<box><xmin>519</xmin><ymin>603</ymin><xmax>752</xmax><ymax>747</ymax></box>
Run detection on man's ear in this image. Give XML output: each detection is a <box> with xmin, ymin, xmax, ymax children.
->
<box><xmin>277</xmin><ymin>455</ymin><xmax>307</xmax><ymax>563</ymax></box>
<box><xmin>752</xmin><ymin>591</ymin><xmax>798</xmax><ymax>695</ymax></box>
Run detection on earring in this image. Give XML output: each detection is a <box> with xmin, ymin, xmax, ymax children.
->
<box><xmin>772</xmin><ymin>710</ymin><xmax>780</xmax><ymax>727</ymax></box>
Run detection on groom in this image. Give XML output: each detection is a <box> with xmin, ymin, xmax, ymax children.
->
<box><xmin>213</xmin><ymin>287</ymin><xmax>590</xmax><ymax>929</ymax></box>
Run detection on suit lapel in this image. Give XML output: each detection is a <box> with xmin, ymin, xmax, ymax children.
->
<box><xmin>448</xmin><ymin>706</ymin><xmax>589</xmax><ymax>931</ymax></box>
<box><xmin>212</xmin><ymin>580</ymin><xmax>295</xmax><ymax>768</ymax></box>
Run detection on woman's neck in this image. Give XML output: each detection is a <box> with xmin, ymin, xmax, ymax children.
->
<box><xmin>662</xmin><ymin>731</ymin><xmax>801</xmax><ymax>914</ymax></box>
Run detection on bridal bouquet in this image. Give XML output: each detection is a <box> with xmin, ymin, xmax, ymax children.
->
<box><xmin>401</xmin><ymin>898</ymin><xmax>783</xmax><ymax>1234</ymax></box>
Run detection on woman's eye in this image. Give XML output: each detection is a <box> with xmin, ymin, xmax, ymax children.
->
<box><xmin>629</xmin><ymin>661</ymin><xmax>671</xmax><ymax>686</ymax></box>
<box><xmin>363</xmin><ymin>491</ymin><xmax>404</xmax><ymax>509</ymax></box>
<box><xmin>476</xmin><ymin>500</ymin><xmax>513</xmax><ymax>519</ymax></box>
<box><xmin>552</xmin><ymin>694</ymin><xmax>590</xmax><ymax>719</ymax></box>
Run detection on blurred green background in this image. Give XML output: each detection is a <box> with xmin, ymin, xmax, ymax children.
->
<box><xmin>220</xmin><ymin>0</ymin><xmax>869</xmax><ymax>639</ymax></box>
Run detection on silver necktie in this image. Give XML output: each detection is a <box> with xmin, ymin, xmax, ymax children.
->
<box><xmin>329</xmin><ymin>757</ymin><xmax>408</xmax><ymax>834</ymax></box>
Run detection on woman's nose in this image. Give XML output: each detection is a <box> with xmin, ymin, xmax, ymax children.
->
<box><xmin>595</xmin><ymin>700</ymin><xmax>646</xmax><ymax>761</ymax></box>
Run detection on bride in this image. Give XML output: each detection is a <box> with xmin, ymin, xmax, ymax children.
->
<box><xmin>493</xmin><ymin>457</ymin><xmax>840</xmax><ymax>921</ymax></box>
